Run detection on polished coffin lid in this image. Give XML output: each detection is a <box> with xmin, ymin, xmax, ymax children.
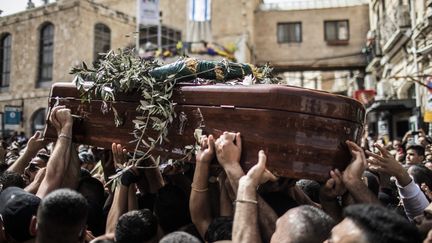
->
<box><xmin>44</xmin><ymin>82</ymin><xmax>365</xmax><ymax>181</ymax></box>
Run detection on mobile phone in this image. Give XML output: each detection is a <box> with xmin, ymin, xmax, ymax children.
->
<box><xmin>411</xmin><ymin>131</ymin><xmax>420</xmax><ymax>135</ymax></box>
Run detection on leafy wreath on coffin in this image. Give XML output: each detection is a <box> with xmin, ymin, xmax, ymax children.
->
<box><xmin>70</xmin><ymin>49</ymin><xmax>280</xmax><ymax>185</ymax></box>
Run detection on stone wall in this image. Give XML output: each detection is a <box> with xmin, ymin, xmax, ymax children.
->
<box><xmin>254</xmin><ymin>4</ymin><xmax>370</xmax><ymax>70</ymax></box>
<box><xmin>0</xmin><ymin>0</ymin><xmax>135</xmax><ymax>135</ymax></box>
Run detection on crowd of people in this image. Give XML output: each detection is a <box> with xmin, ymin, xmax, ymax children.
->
<box><xmin>1</xmin><ymin>106</ymin><xmax>432</xmax><ymax>242</ymax></box>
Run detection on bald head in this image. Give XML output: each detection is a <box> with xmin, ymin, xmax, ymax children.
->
<box><xmin>271</xmin><ymin>205</ymin><xmax>335</xmax><ymax>243</ymax></box>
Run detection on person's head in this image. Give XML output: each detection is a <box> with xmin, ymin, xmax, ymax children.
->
<box><xmin>425</xmin><ymin>147</ymin><xmax>432</xmax><ymax>163</ymax></box>
<box><xmin>296</xmin><ymin>179</ymin><xmax>321</xmax><ymax>203</ymax></box>
<box><xmin>406</xmin><ymin>144</ymin><xmax>425</xmax><ymax>165</ymax></box>
<box><xmin>115</xmin><ymin>209</ymin><xmax>158</xmax><ymax>243</ymax></box>
<box><xmin>396</xmin><ymin>149</ymin><xmax>406</xmax><ymax>163</ymax></box>
<box><xmin>393</xmin><ymin>139</ymin><xmax>402</xmax><ymax>150</ymax></box>
<box><xmin>325</xmin><ymin>204</ymin><xmax>421</xmax><ymax>243</ymax></box>
<box><xmin>23</xmin><ymin>154</ymin><xmax>49</xmax><ymax>185</ymax></box>
<box><xmin>363</xmin><ymin>171</ymin><xmax>380</xmax><ymax>197</ymax></box>
<box><xmin>77</xmin><ymin>177</ymin><xmax>105</xmax><ymax>236</ymax></box>
<box><xmin>419</xmin><ymin>136</ymin><xmax>432</xmax><ymax>147</ymax></box>
<box><xmin>205</xmin><ymin>217</ymin><xmax>233</xmax><ymax>242</ymax></box>
<box><xmin>159</xmin><ymin>231</ymin><xmax>200</xmax><ymax>243</ymax></box>
<box><xmin>0</xmin><ymin>187</ymin><xmax>41</xmax><ymax>243</ymax></box>
<box><xmin>36</xmin><ymin>189</ymin><xmax>89</xmax><ymax>243</ymax></box>
<box><xmin>79</xmin><ymin>152</ymin><xmax>96</xmax><ymax>172</ymax></box>
<box><xmin>0</xmin><ymin>171</ymin><xmax>25</xmax><ymax>189</ymax></box>
<box><xmin>425</xmin><ymin>161</ymin><xmax>432</xmax><ymax>171</ymax></box>
<box><xmin>154</xmin><ymin>184</ymin><xmax>191</xmax><ymax>233</ymax></box>
<box><xmin>271</xmin><ymin>205</ymin><xmax>335</xmax><ymax>243</ymax></box>
<box><xmin>407</xmin><ymin>165</ymin><xmax>432</xmax><ymax>190</ymax></box>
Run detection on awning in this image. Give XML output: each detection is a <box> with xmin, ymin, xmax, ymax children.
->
<box><xmin>366</xmin><ymin>99</ymin><xmax>415</xmax><ymax>113</ymax></box>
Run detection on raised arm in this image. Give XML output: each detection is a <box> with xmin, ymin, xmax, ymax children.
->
<box><xmin>367</xmin><ymin>143</ymin><xmax>429</xmax><ymax>220</ymax></box>
<box><xmin>60</xmin><ymin>144</ymin><xmax>81</xmax><ymax>190</ymax></box>
<box><xmin>190</xmin><ymin>135</ymin><xmax>215</xmax><ymax>239</ymax></box>
<box><xmin>106</xmin><ymin>143</ymin><xmax>137</xmax><ymax>234</ymax></box>
<box><xmin>8</xmin><ymin>131</ymin><xmax>47</xmax><ymax>174</ymax></box>
<box><xmin>233</xmin><ymin>150</ymin><xmax>277</xmax><ymax>243</ymax></box>
<box><xmin>215</xmin><ymin>132</ymin><xmax>278</xmax><ymax>243</ymax></box>
<box><xmin>36</xmin><ymin>106</ymin><xmax>73</xmax><ymax>198</ymax></box>
<box><xmin>319</xmin><ymin>169</ymin><xmax>346</xmax><ymax>221</ymax></box>
<box><xmin>342</xmin><ymin>141</ymin><xmax>380</xmax><ymax>204</ymax></box>
<box><xmin>219</xmin><ymin>172</ymin><xmax>234</xmax><ymax>217</ymax></box>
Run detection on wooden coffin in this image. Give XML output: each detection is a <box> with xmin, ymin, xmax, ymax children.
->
<box><xmin>43</xmin><ymin>82</ymin><xmax>365</xmax><ymax>181</ymax></box>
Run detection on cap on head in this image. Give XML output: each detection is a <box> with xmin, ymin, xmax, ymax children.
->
<box><xmin>0</xmin><ymin>187</ymin><xmax>41</xmax><ymax>241</ymax></box>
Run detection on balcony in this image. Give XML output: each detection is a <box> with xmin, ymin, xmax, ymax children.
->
<box><xmin>379</xmin><ymin>5</ymin><xmax>411</xmax><ymax>53</ymax></box>
<box><xmin>363</xmin><ymin>30</ymin><xmax>382</xmax><ymax>72</ymax></box>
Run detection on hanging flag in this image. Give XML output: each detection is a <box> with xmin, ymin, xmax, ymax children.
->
<box><xmin>189</xmin><ymin>0</ymin><xmax>211</xmax><ymax>22</ymax></box>
<box><xmin>137</xmin><ymin>0</ymin><xmax>160</xmax><ymax>26</ymax></box>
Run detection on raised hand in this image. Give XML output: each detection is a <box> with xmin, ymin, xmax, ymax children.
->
<box><xmin>111</xmin><ymin>143</ymin><xmax>128</xmax><ymax>167</ymax></box>
<box><xmin>366</xmin><ymin>143</ymin><xmax>411</xmax><ymax>186</ymax></box>
<box><xmin>215</xmin><ymin>132</ymin><xmax>242</xmax><ymax>168</ymax></box>
<box><xmin>343</xmin><ymin>141</ymin><xmax>368</xmax><ymax>184</ymax></box>
<box><xmin>50</xmin><ymin>106</ymin><xmax>73</xmax><ymax>135</ymax></box>
<box><xmin>26</xmin><ymin>131</ymin><xmax>48</xmax><ymax>154</ymax></box>
<box><xmin>320</xmin><ymin>169</ymin><xmax>346</xmax><ymax>200</ymax></box>
<box><xmin>240</xmin><ymin>150</ymin><xmax>277</xmax><ymax>188</ymax></box>
<box><xmin>196</xmin><ymin>135</ymin><xmax>215</xmax><ymax>164</ymax></box>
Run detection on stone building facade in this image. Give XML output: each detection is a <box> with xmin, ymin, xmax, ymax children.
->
<box><xmin>364</xmin><ymin>0</ymin><xmax>432</xmax><ymax>139</ymax></box>
<box><xmin>0</xmin><ymin>0</ymin><xmax>370</xmax><ymax>137</ymax></box>
<box><xmin>0</xmin><ymin>0</ymin><xmax>135</xmax><ymax>136</ymax></box>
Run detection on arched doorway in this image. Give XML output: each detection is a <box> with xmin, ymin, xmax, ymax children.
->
<box><xmin>31</xmin><ymin>108</ymin><xmax>46</xmax><ymax>135</ymax></box>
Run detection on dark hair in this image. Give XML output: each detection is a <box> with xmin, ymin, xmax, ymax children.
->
<box><xmin>408</xmin><ymin>165</ymin><xmax>432</xmax><ymax>190</ymax></box>
<box><xmin>277</xmin><ymin>205</ymin><xmax>335</xmax><ymax>243</ymax></box>
<box><xmin>154</xmin><ymin>184</ymin><xmax>191</xmax><ymax>233</ymax></box>
<box><xmin>406</xmin><ymin>144</ymin><xmax>425</xmax><ymax>157</ymax></box>
<box><xmin>296</xmin><ymin>179</ymin><xmax>321</xmax><ymax>203</ymax></box>
<box><xmin>77</xmin><ymin>177</ymin><xmax>106</xmax><ymax>236</ymax></box>
<box><xmin>0</xmin><ymin>171</ymin><xmax>25</xmax><ymax>189</ymax></box>
<box><xmin>37</xmin><ymin>189</ymin><xmax>89</xmax><ymax>243</ymax></box>
<box><xmin>363</xmin><ymin>171</ymin><xmax>380</xmax><ymax>197</ymax></box>
<box><xmin>344</xmin><ymin>204</ymin><xmax>421</xmax><ymax>243</ymax></box>
<box><xmin>159</xmin><ymin>231</ymin><xmax>201</xmax><ymax>243</ymax></box>
<box><xmin>115</xmin><ymin>209</ymin><xmax>158</xmax><ymax>243</ymax></box>
<box><xmin>79</xmin><ymin>152</ymin><xmax>95</xmax><ymax>164</ymax></box>
<box><xmin>91</xmin><ymin>240</ymin><xmax>115</xmax><ymax>243</ymax></box>
<box><xmin>36</xmin><ymin>153</ymin><xmax>50</xmax><ymax>164</ymax></box>
<box><xmin>205</xmin><ymin>216</ymin><xmax>233</xmax><ymax>242</ymax></box>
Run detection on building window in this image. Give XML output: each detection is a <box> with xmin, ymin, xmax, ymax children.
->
<box><xmin>324</xmin><ymin>20</ymin><xmax>349</xmax><ymax>44</ymax></box>
<box><xmin>31</xmin><ymin>108</ymin><xmax>46</xmax><ymax>134</ymax></box>
<box><xmin>38</xmin><ymin>23</ymin><xmax>54</xmax><ymax>84</ymax></box>
<box><xmin>94</xmin><ymin>23</ymin><xmax>111</xmax><ymax>61</ymax></box>
<box><xmin>0</xmin><ymin>34</ymin><xmax>11</xmax><ymax>88</ymax></box>
<box><xmin>277</xmin><ymin>22</ymin><xmax>302</xmax><ymax>43</ymax></box>
<box><xmin>140</xmin><ymin>25</ymin><xmax>181</xmax><ymax>50</ymax></box>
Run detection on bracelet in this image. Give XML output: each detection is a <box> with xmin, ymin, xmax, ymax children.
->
<box><xmin>191</xmin><ymin>184</ymin><xmax>208</xmax><ymax>192</ymax></box>
<box><xmin>58</xmin><ymin>134</ymin><xmax>72</xmax><ymax>140</ymax></box>
<box><xmin>235</xmin><ymin>199</ymin><xmax>258</xmax><ymax>205</ymax></box>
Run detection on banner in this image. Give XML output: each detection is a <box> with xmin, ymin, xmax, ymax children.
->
<box><xmin>137</xmin><ymin>0</ymin><xmax>160</xmax><ymax>26</ymax></box>
<box><xmin>424</xmin><ymin>94</ymin><xmax>432</xmax><ymax>122</ymax></box>
<box><xmin>4</xmin><ymin>106</ymin><xmax>22</xmax><ymax>131</ymax></box>
<box><xmin>189</xmin><ymin>0</ymin><xmax>211</xmax><ymax>22</ymax></box>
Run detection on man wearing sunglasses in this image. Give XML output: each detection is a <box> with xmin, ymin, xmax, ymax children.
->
<box><xmin>22</xmin><ymin>154</ymin><xmax>49</xmax><ymax>186</ymax></box>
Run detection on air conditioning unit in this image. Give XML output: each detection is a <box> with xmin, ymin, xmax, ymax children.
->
<box><xmin>375</xmin><ymin>79</ymin><xmax>394</xmax><ymax>100</ymax></box>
